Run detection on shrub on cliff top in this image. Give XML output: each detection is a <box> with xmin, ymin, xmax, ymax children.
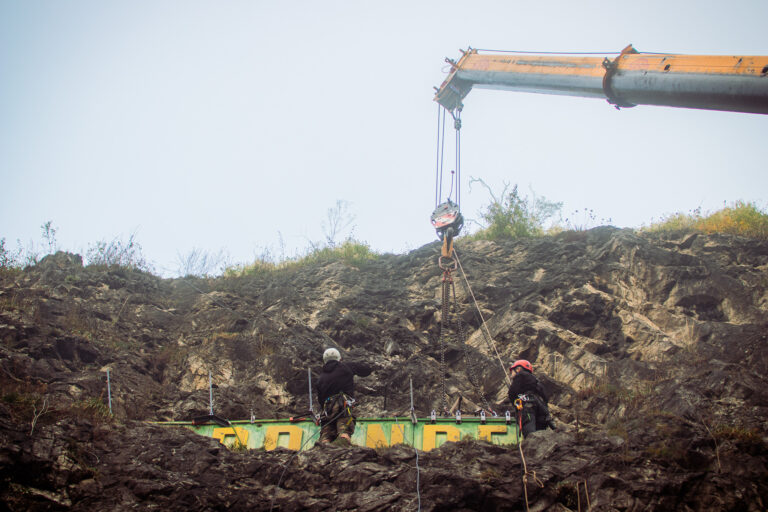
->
<box><xmin>226</xmin><ymin>239</ymin><xmax>378</xmax><ymax>277</ymax></box>
<box><xmin>85</xmin><ymin>233</ymin><xmax>154</xmax><ymax>273</ymax></box>
<box><xmin>644</xmin><ymin>201</ymin><xmax>768</xmax><ymax>240</ymax></box>
<box><xmin>467</xmin><ymin>179</ymin><xmax>562</xmax><ymax>241</ymax></box>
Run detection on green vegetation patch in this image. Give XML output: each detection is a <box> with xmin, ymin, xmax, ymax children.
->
<box><xmin>226</xmin><ymin>239</ymin><xmax>379</xmax><ymax>277</ymax></box>
<box><xmin>466</xmin><ymin>180</ymin><xmax>562</xmax><ymax>241</ymax></box>
<box><xmin>644</xmin><ymin>201</ymin><xmax>768</xmax><ymax>240</ymax></box>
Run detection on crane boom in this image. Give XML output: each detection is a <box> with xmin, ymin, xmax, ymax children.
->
<box><xmin>434</xmin><ymin>45</ymin><xmax>768</xmax><ymax>114</ymax></box>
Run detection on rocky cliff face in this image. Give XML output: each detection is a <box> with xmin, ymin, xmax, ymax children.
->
<box><xmin>1</xmin><ymin>227</ymin><xmax>767</xmax><ymax>510</ymax></box>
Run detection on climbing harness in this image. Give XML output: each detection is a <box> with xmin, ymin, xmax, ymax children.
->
<box><xmin>514</xmin><ymin>398</ymin><xmax>524</xmax><ymax>432</ymax></box>
<box><xmin>322</xmin><ymin>392</ymin><xmax>356</xmax><ymax>426</ymax></box>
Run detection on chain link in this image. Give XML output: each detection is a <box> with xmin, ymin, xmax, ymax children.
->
<box><xmin>437</xmin><ymin>259</ymin><xmax>494</xmax><ymax>416</ymax></box>
<box><xmin>439</xmin><ymin>269</ymin><xmax>451</xmax><ymax>415</ymax></box>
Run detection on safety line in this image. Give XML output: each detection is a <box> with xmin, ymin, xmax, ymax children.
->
<box><xmin>452</xmin><ymin>248</ymin><xmax>511</xmax><ymax>387</ymax></box>
<box><xmin>451</xmin><ymin>276</ymin><xmax>493</xmax><ymax>413</ymax></box>
<box><xmin>576</xmin><ymin>479</ymin><xmax>591</xmax><ymax>511</ymax></box>
<box><xmin>413</xmin><ymin>426</ymin><xmax>421</xmax><ymax>511</ymax></box>
<box><xmin>393</xmin><ymin>418</ymin><xmax>421</xmax><ymax>511</ymax></box>
<box><xmin>517</xmin><ymin>436</ymin><xmax>544</xmax><ymax>512</ymax></box>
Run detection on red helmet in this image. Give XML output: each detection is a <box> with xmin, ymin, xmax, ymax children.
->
<box><xmin>509</xmin><ymin>359</ymin><xmax>533</xmax><ymax>373</ymax></box>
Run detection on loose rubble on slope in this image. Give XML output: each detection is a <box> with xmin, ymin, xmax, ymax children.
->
<box><xmin>1</xmin><ymin>228</ymin><xmax>767</xmax><ymax>510</ymax></box>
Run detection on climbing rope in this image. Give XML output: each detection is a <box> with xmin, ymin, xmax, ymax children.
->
<box><xmin>517</xmin><ymin>434</ymin><xmax>544</xmax><ymax>512</ymax></box>
<box><xmin>512</xmin><ymin>399</ymin><xmax>544</xmax><ymax>511</ymax></box>
<box><xmin>393</xmin><ymin>417</ymin><xmax>421</xmax><ymax>512</ymax></box>
<box><xmin>576</xmin><ymin>480</ymin><xmax>591</xmax><ymax>511</ymax></box>
<box><xmin>452</xmin><ymin>280</ymin><xmax>494</xmax><ymax>414</ymax></box>
<box><xmin>453</xmin><ymin>248</ymin><xmax>511</xmax><ymax>387</ymax></box>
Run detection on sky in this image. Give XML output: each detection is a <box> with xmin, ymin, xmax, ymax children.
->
<box><xmin>2</xmin><ymin>1</ymin><xmax>766</xmax><ymax>277</ymax></box>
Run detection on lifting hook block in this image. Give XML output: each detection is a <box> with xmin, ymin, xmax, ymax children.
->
<box><xmin>441</xmin><ymin>234</ymin><xmax>454</xmax><ymax>258</ymax></box>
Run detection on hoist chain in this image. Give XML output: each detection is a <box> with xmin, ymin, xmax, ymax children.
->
<box><xmin>437</xmin><ymin>245</ymin><xmax>494</xmax><ymax>416</ymax></box>
<box><xmin>439</xmin><ymin>267</ymin><xmax>451</xmax><ymax>416</ymax></box>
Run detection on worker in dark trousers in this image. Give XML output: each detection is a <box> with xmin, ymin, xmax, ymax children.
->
<box><xmin>508</xmin><ymin>359</ymin><xmax>555</xmax><ymax>437</ymax></box>
<box><xmin>316</xmin><ymin>348</ymin><xmax>373</xmax><ymax>445</ymax></box>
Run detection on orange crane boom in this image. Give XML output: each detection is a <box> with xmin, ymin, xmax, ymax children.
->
<box><xmin>434</xmin><ymin>45</ymin><xmax>768</xmax><ymax>114</ymax></box>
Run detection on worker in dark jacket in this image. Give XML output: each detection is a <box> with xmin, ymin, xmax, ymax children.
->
<box><xmin>316</xmin><ymin>348</ymin><xmax>373</xmax><ymax>445</ymax></box>
<box><xmin>508</xmin><ymin>359</ymin><xmax>555</xmax><ymax>437</ymax></box>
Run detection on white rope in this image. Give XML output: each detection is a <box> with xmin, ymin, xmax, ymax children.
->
<box><xmin>394</xmin><ymin>418</ymin><xmax>421</xmax><ymax>511</ymax></box>
<box><xmin>453</xmin><ymin>248</ymin><xmax>511</xmax><ymax>386</ymax></box>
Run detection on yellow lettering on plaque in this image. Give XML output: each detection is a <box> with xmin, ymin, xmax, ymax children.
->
<box><xmin>212</xmin><ymin>427</ymin><xmax>249</xmax><ymax>448</ymax></box>
<box><xmin>365</xmin><ymin>423</ymin><xmax>407</xmax><ymax>448</ymax></box>
<box><xmin>478</xmin><ymin>425</ymin><xmax>507</xmax><ymax>444</ymax></box>
<box><xmin>366</xmin><ymin>424</ymin><xmax>388</xmax><ymax>448</ymax></box>
<box><xmin>264</xmin><ymin>425</ymin><xmax>303</xmax><ymax>451</ymax></box>
<box><xmin>422</xmin><ymin>424</ymin><xmax>461</xmax><ymax>451</ymax></box>
<box><xmin>390</xmin><ymin>423</ymin><xmax>405</xmax><ymax>446</ymax></box>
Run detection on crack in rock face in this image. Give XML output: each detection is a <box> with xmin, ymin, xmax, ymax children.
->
<box><xmin>1</xmin><ymin>228</ymin><xmax>767</xmax><ymax>510</ymax></box>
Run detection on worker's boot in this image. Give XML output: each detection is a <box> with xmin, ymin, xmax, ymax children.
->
<box><xmin>333</xmin><ymin>433</ymin><xmax>352</xmax><ymax>446</ymax></box>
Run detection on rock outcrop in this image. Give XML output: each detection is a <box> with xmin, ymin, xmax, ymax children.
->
<box><xmin>1</xmin><ymin>228</ymin><xmax>766</xmax><ymax>510</ymax></box>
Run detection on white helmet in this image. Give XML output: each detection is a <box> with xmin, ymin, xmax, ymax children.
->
<box><xmin>323</xmin><ymin>348</ymin><xmax>341</xmax><ymax>363</ymax></box>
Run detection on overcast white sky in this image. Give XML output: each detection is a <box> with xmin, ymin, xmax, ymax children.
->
<box><xmin>2</xmin><ymin>1</ymin><xmax>766</xmax><ymax>276</ymax></box>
